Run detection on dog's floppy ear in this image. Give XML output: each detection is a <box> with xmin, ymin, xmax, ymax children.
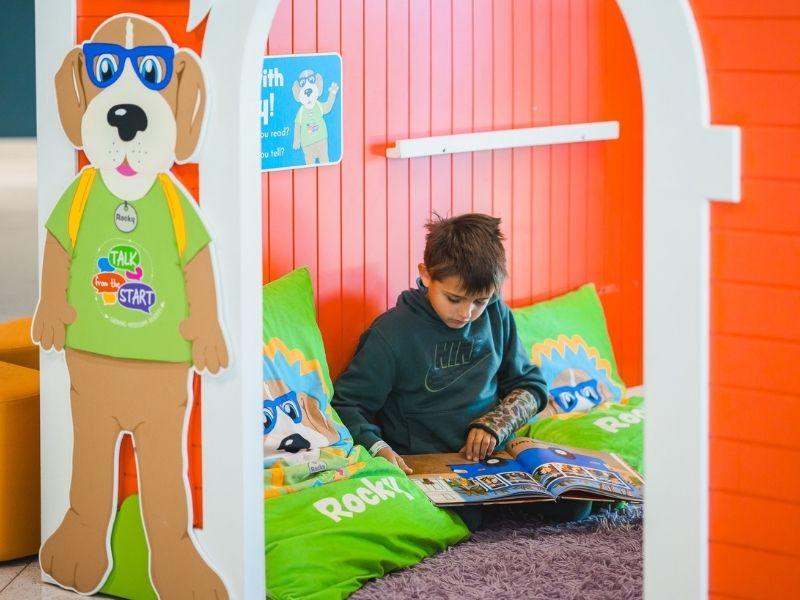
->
<box><xmin>315</xmin><ymin>73</ymin><xmax>323</xmax><ymax>95</ymax></box>
<box><xmin>292</xmin><ymin>81</ymin><xmax>301</xmax><ymax>102</ymax></box>
<box><xmin>297</xmin><ymin>393</ymin><xmax>339</xmax><ymax>443</ymax></box>
<box><xmin>54</xmin><ymin>47</ymin><xmax>88</xmax><ymax>147</ymax></box>
<box><xmin>173</xmin><ymin>49</ymin><xmax>207</xmax><ymax>162</ymax></box>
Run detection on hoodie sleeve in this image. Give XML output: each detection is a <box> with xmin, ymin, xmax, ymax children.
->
<box><xmin>495</xmin><ymin>303</ymin><xmax>549</xmax><ymax>414</ymax></box>
<box><xmin>331</xmin><ymin>327</ymin><xmax>396</xmax><ymax>451</ymax></box>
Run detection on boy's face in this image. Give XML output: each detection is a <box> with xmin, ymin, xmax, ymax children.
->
<box><xmin>418</xmin><ymin>264</ymin><xmax>493</xmax><ymax>329</ymax></box>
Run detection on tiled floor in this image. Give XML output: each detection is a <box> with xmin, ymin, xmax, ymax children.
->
<box><xmin>0</xmin><ymin>557</ymin><xmax>113</xmax><ymax>599</ymax></box>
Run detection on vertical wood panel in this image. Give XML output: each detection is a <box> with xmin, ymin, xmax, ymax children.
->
<box><xmin>491</xmin><ymin>0</ymin><xmax>513</xmax><ymax>300</ymax></box>
<box><xmin>430</xmin><ymin>0</ymin><xmax>453</xmax><ymax>218</ymax></box>
<box><xmin>266</xmin><ymin>0</ymin><xmax>294</xmax><ymax>282</ymax></box>
<box><xmin>597</xmin><ymin>0</ymin><xmax>626</xmax><ymax>377</ymax></box>
<box><xmin>549</xmin><ymin>0</ymin><xmax>571</xmax><ymax>296</ymax></box>
<box><xmin>387</xmin><ymin>0</ymin><xmax>411</xmax><ymax>299</ymax></box>
<box><xmin>510</xmin><ymin>0</ymin><xmax>533</xmax><ymax>303</ymax></box>
<box><xmin>451</xmin><ymin>3</ymin><xmax>473</xmax><ymax>217</ymax></box>
<box><xmin>531</xmin><ymin>0</ymin><xmax>553</xmax><ymax>300</ymax></box>
<box><xmin>340</xmin><ymin>0</ymin><xmax>366</xmax><ymax>352</ymax></box>
<box><xmin>364</xmin><ymin>0</ymin><xmax>388</xmax><ymax>316</ymax></box>
<box><xmin>316</xmin><ymin>0</ymin><xmax>344</xmax><ymax>377</ymax></box>
<box><xmin>568</xmin><ymin>0</ymin><xmax>589</xmax><ymax>288</ymax></box>
<box><xmin>408</xmin><ymin>0</ymin><xmax>432</xmax><ymax>280</ymax></box>
<box><xmin>585</xmin><ymin>0</ymin><xmax>603</xmax><ymax>288</ymax></box>
<box><xmin>292</xmin><ymin>0</ymin><xmax>319</xmax><ymax>291</ymax></box>
<box><xmin>471</xmin><ymin>0</ymin><xmax>494</xmax><ymax>217</ymax></box>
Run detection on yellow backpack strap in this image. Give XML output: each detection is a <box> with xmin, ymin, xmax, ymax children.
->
<box><xmin>67</xmin><ymin>168</ymin><xmax>96</xmax><ymax>249</ymax></box>
<box><xmin>158</xmin><ymin>173</ymin><xmax>187</xmax><ymax>258</ymax></box>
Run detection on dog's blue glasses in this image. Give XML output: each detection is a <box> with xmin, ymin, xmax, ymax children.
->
<box><xmin>298</xmin><ymin>73</ymin><xmax>316</xmax><ymax>87</ymax></box>
<box><xmin>263</xmin><ymin>390</ymin><xmax>303</xmax><ymax>435</ymax></box>
<box><xmin>549</xmin><ymin>378</ymin><xmax>602</xmax><ymax>413</ymax></box>
<box><xmin>83</xmin><ymin>42</ymin><xmax>175</xmax><ymax>91</ymax></box>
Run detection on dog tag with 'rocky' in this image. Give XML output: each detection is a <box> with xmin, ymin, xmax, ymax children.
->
<box><xmin>114</xmin><ymin>201</ymin><xmax>138</xmax><ymax>233</ymax></box>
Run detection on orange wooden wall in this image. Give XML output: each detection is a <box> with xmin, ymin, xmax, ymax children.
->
<box><xmin>691</xmin><ymin>1</ymin><xmax>800</xmax><ymax>598</ymax></box>
<box><xmin>261</xmin><ymin>0</ymin><xmax>643</xmax><ymax>388</ymax></box>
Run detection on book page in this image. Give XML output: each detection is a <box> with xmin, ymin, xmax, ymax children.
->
<box><xmin>504</xmin><ymin>438</ymin><xmax>644</xmax><ymax>502</ymax></box>
<box><xmin>404</xmin><ymin>453</ymin><xmax>552</xmax><ymax>506</ymax></box>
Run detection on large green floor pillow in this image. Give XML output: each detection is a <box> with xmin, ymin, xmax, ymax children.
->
<box><xmin>512</xmin><ymin>284</ymin><xmax>626</xmax><ymax>418</ymax></box>
<box><xmin>266</xmin><ymin>455</ymin><xmax>470</xmax><ymax>600</ymax></box>
<box><xmin>516</xmin><ymin>396</ymin><xmax>645</xmax><ymax>474</ymax></box>
<box><xmin>262</xmin><ymin>267</ymin><xmax>354</xmax><ymax>471</ymax></box>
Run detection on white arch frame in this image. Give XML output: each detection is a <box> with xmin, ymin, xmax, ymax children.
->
<box><xmin>36</xmin><ymin>1</ymin><xmax>739</xmax><ymax>598</ymax></box>
<box><xmin>614</xmin><ymin>2</ymin><xmax>740</xmax><ymax>599</ymax></box>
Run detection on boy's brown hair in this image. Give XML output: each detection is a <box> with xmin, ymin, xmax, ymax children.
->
<box><xmin>423</xmin><ymin>213</ymin><xmax>508</xmax><ymax>295</ymax></box>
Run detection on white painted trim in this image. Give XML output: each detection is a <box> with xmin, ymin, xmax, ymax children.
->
<box><xmin>613</xmin><ymin>2</ymin><xmax>740</xmax><ymax>600</ymax></box>
<box><xmin>34</xmin><ymin>0</ymin><xmax>77</xmax><ymax>557</ymax></box>
<box><xmin>195</xmin><ymin>2</ymin><xmax>279</xmax><ymax>598</ymax></box>
<box><xmin>385</xmin><ymin>121</ymin><xmax>619</xmax><ymax>158</ymax></box>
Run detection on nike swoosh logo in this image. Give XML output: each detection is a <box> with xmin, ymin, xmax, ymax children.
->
<box><xmin>424</xmin><ymin>352</ymin><xmax>492</xmax><ymax>392</ymax></box>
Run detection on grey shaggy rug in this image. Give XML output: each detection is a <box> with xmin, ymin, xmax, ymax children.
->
<box><xmin>351</xmin><ymin>503</ymin><xmax>643</xmax><ymax>600</ymax></box>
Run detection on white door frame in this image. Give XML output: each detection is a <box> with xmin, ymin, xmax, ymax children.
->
<box><xmin>613</xmin><ymin>2</ymin><xmax>740</xmax><ymax>599</ymax></box>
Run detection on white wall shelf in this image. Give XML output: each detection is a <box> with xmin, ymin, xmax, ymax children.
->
<box><xmin>385</xmin><ymin>120</ymin><xmax>619</xmax><ymax>158</ymax></box>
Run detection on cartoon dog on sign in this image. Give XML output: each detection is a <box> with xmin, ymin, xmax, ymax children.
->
<box><xmin>32</xmin><ymin>14</ymin><xmax>229</xmax><ymax>599</ymax></box>
<box><xmin>291</xmin><ymin>68</ymin><xmax>339</xmax><ymax>165</ymax></box>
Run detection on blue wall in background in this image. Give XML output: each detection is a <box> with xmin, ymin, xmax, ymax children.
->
<box><xmin>1</xmin><ymin>0</ymin><xmax>36</xmax><ymax>137</ymax></box>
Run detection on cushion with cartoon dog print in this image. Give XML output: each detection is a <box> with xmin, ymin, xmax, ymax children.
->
<box><xmin>512</xmin><ymin>284</ymin><xmax>627</xmax><ymax>420</ymax></box>
<box><xmin>265</xmin><ymin>455</ymin><xmax>470</xmax><ymax>599</ymax></box>
<box><xmin>262</xmin><ymin>267</ymin><xmax>356</xmax><ymax>480</ymax></box>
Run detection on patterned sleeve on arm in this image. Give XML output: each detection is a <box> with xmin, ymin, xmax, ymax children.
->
<box><xmin>468</xmin><ymin>388</ymin><xmax>539</xmax><ymax>445</ymax></box>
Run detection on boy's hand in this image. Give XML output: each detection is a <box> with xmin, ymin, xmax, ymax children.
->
<box><xmin>461</xmin><ymin>428</ymin><xmax>497</xmax><ymax>462</ymax></box>
<box><xmin>375</xmin><ymin>447</ymin><xmax>413</xmax><ymax>474</ymax></box>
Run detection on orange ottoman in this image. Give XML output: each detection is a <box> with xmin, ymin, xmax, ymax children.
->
<box><xmin>0</xmin><ymin>360</ymin><xmax>40</xmax><ymax>560</ymax></box>
<box><xmin>0</xmin><ymin>317</ymin><xmax>38</xmax><ymax>371</ymax></box>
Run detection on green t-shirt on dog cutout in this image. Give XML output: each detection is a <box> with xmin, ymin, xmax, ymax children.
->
<box><xmin>46</xmin><ymin>170</ymin><xmax>210</xmax><ymax>363</ymax></box>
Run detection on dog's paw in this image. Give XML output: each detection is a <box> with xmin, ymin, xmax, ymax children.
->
<box><xmin>40</xmin><ymin>514</ymin><xmax>109</xmax><ymax>593</ymax></box>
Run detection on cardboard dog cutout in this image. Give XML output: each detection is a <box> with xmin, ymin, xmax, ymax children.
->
<box><xmin>33</xmin><ymin>14</ymin><xmax>230</xmax><ymax>599</ymax></box>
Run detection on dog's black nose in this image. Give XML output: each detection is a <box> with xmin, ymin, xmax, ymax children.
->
<box><xmin>278</xmin><ymin>433</ymin><xmax>311</xmax><ymax>454</ymax></box>
<box><xmin>107</xmin><ymin>104</ymin><xmax>148</xmax><ymax>142</ymax></box>
<box><xmin>304</xmin><ymin>88</ymin><xmax>312</xmax><ymax>97</ymax></box>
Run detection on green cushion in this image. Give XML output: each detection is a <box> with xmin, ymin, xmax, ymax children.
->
<box><xmin>512</xmin><ymin>284</ymin><xmax>626</xmax><ymax>417</ymax></box>
<box><xmin>516</xmin><ymin>396</ymin><xmax>645</xmax><ymax>474</ymax></box>
<box><xmin>266</xmin><ymin>456</ymin><xmax>470</xmax><ymax>600</ymax></box>
<box><xmin>262</xmin><ymin>267</ymin><xmax>353</xmax><ymax>468</ymax></box>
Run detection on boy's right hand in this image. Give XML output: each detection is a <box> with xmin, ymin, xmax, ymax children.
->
<box><xmin>376</xmin><ymin>447</ymin><xmax>413</xmax><ymax>474</ymax></box>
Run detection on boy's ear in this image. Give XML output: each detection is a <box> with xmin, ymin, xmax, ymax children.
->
<box><xmin>418</xmin><ymin>263</ymin><xmax>431</xmax><ymax>286</ymax></box>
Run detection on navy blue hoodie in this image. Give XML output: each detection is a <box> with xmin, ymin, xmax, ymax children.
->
<box><xmin>332</xmin><ymin>282</ymin><xmax>547</xmax><ymax>454</ymax></box>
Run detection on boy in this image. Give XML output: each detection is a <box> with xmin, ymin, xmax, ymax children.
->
<box><xmin>332</xmin><ymin>213</ymin><xmax>547</xmax><ymax>473</ymax></box>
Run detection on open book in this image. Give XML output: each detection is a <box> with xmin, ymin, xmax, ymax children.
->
<box><xmin>403</xmin><ymin>437</ymin><xmax>644</xmax><ymax>507</ymax></box>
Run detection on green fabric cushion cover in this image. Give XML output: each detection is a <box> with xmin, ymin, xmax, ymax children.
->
<box><xmin>262</xmin><ymin>267</ymin><xmax>354</xmax><ymax>468</ymax></box>
<box><xmin>512</xmin><ymin>283</ymin><xmax>626</xmax><ymax>417</ymax></box>
<box><xmin>515</xmin><ymin>396</ymin><xmax>645</xmax><ymax>474</ymax></box>
<box><xmin>266</xmin><ymin>455</ymin><xmax>470</xmax><ymax>600</ymax></box>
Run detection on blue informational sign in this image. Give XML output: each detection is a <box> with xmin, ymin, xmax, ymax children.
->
<box><xmin>260</xmin><ymin>53</ymin><xmax>343</xmax><ymax>172</ymax></box>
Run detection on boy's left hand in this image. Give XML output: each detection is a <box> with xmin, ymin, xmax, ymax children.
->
<box><xmin>461</xmin><ymin>428</ymin><xmax>497</xmax><ymax>462</ymax></box>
